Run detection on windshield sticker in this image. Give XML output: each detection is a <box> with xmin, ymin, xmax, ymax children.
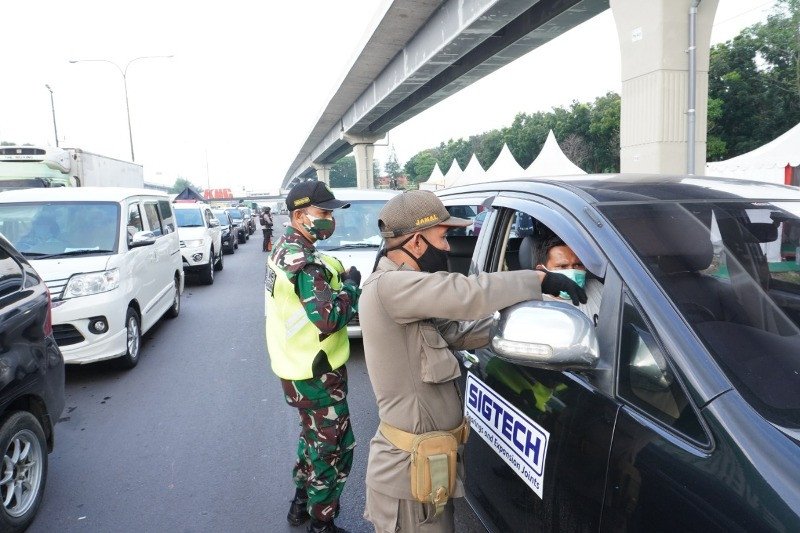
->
<box><xmin>465</xmin><ymin>373</ymin><xmax>549</xmax><ymax>499</ymax></box>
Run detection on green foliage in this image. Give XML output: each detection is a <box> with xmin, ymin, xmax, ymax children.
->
<box><xmin>384</xmin><ymin>147</ymin><xmax>402</xmax><ymax>178</ymax></box>
<box><xmin>169</xmin><ymin>177</ymin><xmax>202</xmax><ymax>194</ymax></box>
<box><xmin>330</xmin><ymin>156</ymin><xmax>356</xmax><ymax>188</ymax></box>
<box><xmin>404</xmin><ymin>150</ymin><xmax>437</xmax><ymax>183</ymax></box>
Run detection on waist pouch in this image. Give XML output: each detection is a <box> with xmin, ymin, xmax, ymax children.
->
<box><xmin>379</xmin><ymin>419</ymin><xmax>469</xmax><ymax>518</ymax></box>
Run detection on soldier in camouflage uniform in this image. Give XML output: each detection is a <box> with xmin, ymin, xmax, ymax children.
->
<box><xmin>265</xmin><ymin>181</ymin><xmax>361</xmax><ymax>533</ymax></box>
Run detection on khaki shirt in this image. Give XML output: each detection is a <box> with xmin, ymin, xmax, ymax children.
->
<box><xmin>360</xmin><ymin>256</ymin><xmax>543</xmax><ymax>500</ymax></box>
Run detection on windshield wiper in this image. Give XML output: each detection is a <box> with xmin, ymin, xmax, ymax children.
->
<box><xmin>179</xmin><ymin>224</ymin><xmax>204</xmax><ymax>227</ymax></box>
<box><xmin>20</xmin><ymin>251</ymin><xmax>49</xmax><ymax>257</ymax></box>
<box><xmin>325</xmin><ymin>243</ymin><xmax>380</xmax><ymax>250</ymax></box>
<box><xmin>36</xmin><ymin>249</ymin><xmax>115</xmax><ymax>259</ymax></box>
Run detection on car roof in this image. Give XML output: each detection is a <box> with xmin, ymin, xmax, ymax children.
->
<box><xmin>439</xmin><ymin>174</ymin><xmax>800</xmax><ymax>203</ymax></box>
<box><xmin>173</xmin><ymin>202</ymin><xmax>211</xmax><ymax>209</ymax></box>
<box><xmin>329</xmin><ymin>188</ymin><xmax>400</xmax><ymax>201</ymax></box>
<box><xmin>0</xmin><ymin>186</ymin><xmax>170</xmax><ymax>202</ymax></box>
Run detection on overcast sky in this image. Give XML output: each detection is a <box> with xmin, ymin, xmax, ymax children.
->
<box><xmin>0</xmin><ymin>1</ymin><xmax>777</xmax><ymax>193</ymax></box>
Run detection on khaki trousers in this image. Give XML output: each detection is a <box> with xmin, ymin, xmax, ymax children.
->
<box><xmin>366</xmin><ymin>487</ymin><xmax>455</xmax><ymax>533</ymax></box>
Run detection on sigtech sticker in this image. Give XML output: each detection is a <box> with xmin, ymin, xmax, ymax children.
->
<box><xmin>465</xmin><ymin>373</ymin><xmax>549</xmax><ymax>498</ymax></box>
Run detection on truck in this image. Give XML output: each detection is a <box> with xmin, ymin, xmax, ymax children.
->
<box><xmin>0</xmin><ymin>145</ymin><xmax>144</xmax><ymax>189</ymax></box>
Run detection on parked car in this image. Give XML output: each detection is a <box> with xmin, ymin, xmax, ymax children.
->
<box><xmin>315</xmin><ymin>188</ymin><xmax>400</xmax><ymax>337</ymax></box>
<box><xmin>241</xmin><ymin>207</ymin><xmax>256</xmax><ymax>235</ymax></box>
<box><xmin>174</xmin><ymin>202</ymin><xmax>223</xmax><ymax>284</ymax></box>
<box><xmin>0</xmin><ymin>187</ymin><xmax>183</xmax><ymax>368</ymax></box>
<box><xmin>437</xmin><ymin>175</ymin><xmax>800</xmax><ymax>532</ymax></box>
<box><xmin>0</xmin><ymin>232</ymin><xmax>65</xmax><ymax>532</ymax></box>
<box><xmin>212</xmin><ymin>210</ymin><xmax>237</xmax><ymax>254</ymax></box>
<box><xmin>225</xmin><ymin>208</ymin><xmax>249</xmax><ymax>244</ymax></box>
<box><xmin>467</xmin><ymin>210</ymin><xmax>487</xmax><ymax>236</ymax></box>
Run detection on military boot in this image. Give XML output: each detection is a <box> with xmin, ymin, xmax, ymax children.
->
<box><xmin>287</xmin><ymin>488</ymin><xmax>309</xmax><ymax>526</ymax></box>
<box><xmin>307</xmin><ymin>519</ymin><xmax>349</xmax><ymax>533</ymax></box>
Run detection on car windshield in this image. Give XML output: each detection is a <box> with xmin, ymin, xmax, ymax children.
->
<box><xmin>213</xmin><ymin>212</ymin><xmax>229</xmax><ymax>225</ymax></box>
<box><xmin>175</xmin><ymin>209</ymin><xmax>204</xmax><ymax>227</ymax></box>
<box><xmin>0</xmin><ymin>201</ymin><xmax>120</xmax><ymax>256</ymax></box>
<box><xmin>225</xmin><ymin>209</ymin><xmax>243</xmax><ymax>221</ymax></box>
<box><xmin>600</xmin><ymin>200</ymin><xmax>800</xmax><ymax>429</ymax></box>
<box><xmin>315</xmin><ymin>200</ymin><xmax>385</xmax><ymax>251</ymax></box>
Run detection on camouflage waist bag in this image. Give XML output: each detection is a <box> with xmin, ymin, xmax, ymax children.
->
<box><xmin>379</xmin><ymin>419</ymin><xmax>469</xmax><ymax>518</ymax></box>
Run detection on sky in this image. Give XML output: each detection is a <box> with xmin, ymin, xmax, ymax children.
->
<box><xmin>0</xmin><ymin>1</ymin><xmax>778</xmax><ymax>194</ymax></box>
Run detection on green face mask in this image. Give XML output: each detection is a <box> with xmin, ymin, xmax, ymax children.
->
<box><xmin>556</xmin><ymin>269</ymin><xmax>586</xmax><ymax>300</ymax></box>
<box><xmin>302</xmin><ymin>212</ymin><xmax>335</xmax><ymax>240</ymax></box>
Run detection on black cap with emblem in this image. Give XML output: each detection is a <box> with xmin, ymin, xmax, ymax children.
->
<box><xmin>286</xmin><ymin>181</ymin><xmax>350</xmax><ymax>211</ymax></box>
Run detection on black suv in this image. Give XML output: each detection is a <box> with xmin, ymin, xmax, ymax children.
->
<box><xmin>438</xmin><ymin>175</ymin><xmax>800</xmax><ymax>532</ymax></box>
<box><xmin>0</xmin><ymin>233</ymin><xmax>65</xmax><ymax>531</ymax></box>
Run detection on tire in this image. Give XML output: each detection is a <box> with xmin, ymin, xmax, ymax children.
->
<box><xmin>118</xmin><ymin>307</ymin><xmax>142</xmax><ymax>369</ymax></box>
<box><xmin>199</xmin><ymin>254</ymin><xmax>214</xmax><ymax>285</ymax></box>
<box><xmin>234</xmin><ymin>240</ymin><xmax>238</xmax><ymax>250</ymax></box>
<box><xmin>214</xmin><ymin>249</ymin><xmax>224</xmax><ymax>271</ymax></box>
<box><xmin>0</xmin><ymin>411</ymin><xmax>47</xmax><ymax>533</ymax></box>
<box><xmin>165</xmin><ymin>277</ymin><xmax>180</xmax><ymax>319</ymax></box>
<box><xmin>238</xmin><ymin>233</ymin><xmax>246</xmax><ymax>244</ymax></box>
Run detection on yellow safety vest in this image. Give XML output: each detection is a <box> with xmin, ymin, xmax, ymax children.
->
<box><xmin>265</xmin><ymin>252</ymin><xmax>350</xmax><ymax>380</ymax></box>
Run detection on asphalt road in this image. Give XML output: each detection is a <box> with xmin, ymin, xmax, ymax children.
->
<box><xmin>29</xmin><ymin>217</ymin><xmax>485</xmax><ymax>533</ymax></box>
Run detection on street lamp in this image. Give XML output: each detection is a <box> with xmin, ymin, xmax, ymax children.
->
<box><xmin>44</xmin><ymin>84</ymin><xmax>59</xmax><ymax>147</ymax></box>
<box><xmin>68</xmin><ymin>55</ymin><xmax>173</xmax><ymax>162</ymax></box>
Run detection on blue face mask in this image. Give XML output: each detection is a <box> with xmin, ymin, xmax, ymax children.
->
<box><xmin>555</xmin><ymin>269</ymin><xmax>586</xmax><ymax>300</ymax></box>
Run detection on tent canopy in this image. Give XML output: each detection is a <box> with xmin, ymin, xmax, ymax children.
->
<box><xmin>442</xmin><ymin>158</ymin><xmax>463</xmax><ymax>188</ymax></box>
<box><xmin>523</xmin><ymin>130</ymin><xmax>586</xmax><ymax>178</ymax></box>
<box><xmin>485</xmin><ymin>143</ymin><xmax>524</xmax><ymax>181</ymax></box>
<box><xmin>451</xmin><ymin>154</ymin><xmax>486</xmax><ymax>187</ymax></box>
<box><xmin>706</xmin><ymin>121</ymin><xmax>800</xmax><ymax>184</ymax></box>
<box><xmin>174</xmin><ymin>187</ymin><xmax>205</xmax><ymax>201</ymax></box>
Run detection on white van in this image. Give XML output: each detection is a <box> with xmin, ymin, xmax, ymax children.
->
<box><xmin>0</xmin><ymin>187</ymin><xmax>184</xmax><ymax>368</ymax></box>
<box><xmin>315</xmin><ymin>188</ymin><xmax>400</xmax><ymax>337</ymax></box>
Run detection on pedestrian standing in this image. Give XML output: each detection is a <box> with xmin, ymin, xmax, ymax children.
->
<box><xmin>265</xmin><ymin>181</ymin><xmax>362</xmax><ymax>533</ymax></box>
<box><xmin>261</xmin><ymin>206</ymin><xmax>274</xmax><ymax>252</ymax></box>
<box><xmin>359</xmin><ymin>191</ymin><xmax>586</xmax><ymax>533</ymax></box>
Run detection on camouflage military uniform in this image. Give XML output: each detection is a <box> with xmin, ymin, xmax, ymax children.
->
<box><xmin>270</xmin><ymin>226</ymin><xmax>359</xmax><ymax>522</ymax></box>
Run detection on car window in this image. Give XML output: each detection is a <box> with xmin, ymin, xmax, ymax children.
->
<box><xmin>600</xmin><ymin>201</ymin><xmax>800</xmax><ymax>429</ymax></box>
<box><xmin>444</xmin><ymin>204</ymin><xmax>478</xmax><ymax>236</ymax></box>
<box><xmin>142</xmin><ymin>202</ymin><xmax>164</xmax><ymax>236</ymax></box>
<box><xmin>127</xmin><ymin>203</ymin><xmax>144</xmax><ymax>237</ymax></box>
<box><xmin>617</xmin><ymin>294</ymin><xmax>708</xmax><ymax>444</ymax></box>
<box><xmin>314</xmin><ymin>200</ymin><xmax>386</xmax><ymax>251</ymax></box>
<box><xmin>176</xmin><ymin>209</ymin><xmax>205</xmax><ymax>227</ymax></box>
<box><xmin>0</xmin><ymin>245</ymin><xmax>23</xmax><ymax>298</ymax></box>
<box><xmin>157</xmin><ymin>200</ymin><xmax>176</xmax><ymax>234</ymax></box>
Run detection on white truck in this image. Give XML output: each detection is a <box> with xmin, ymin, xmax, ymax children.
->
<box><xmin>0</xmin><ymin>146</ymin><xmax>144</xmax><ymax>189</ymax></box>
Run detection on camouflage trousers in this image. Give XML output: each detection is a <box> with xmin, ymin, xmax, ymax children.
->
<box><xmin>281</xmin><ymin>366</ymin><xmax>355</xmax><ymax>522</ymax></box>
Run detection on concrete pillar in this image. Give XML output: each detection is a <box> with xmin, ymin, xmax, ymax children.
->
<box><xmin>342</xmin><ymin>133</ymin><xmax>385</xmax><ymax>189</ymax></box>
<box><xmin>312</xmin><ymin>163</ymin><xmax>331</xmax><ymax>186</ymax></box>
<box><xmin>612</xmin><ymin>0</ymin><xmax>718</xmax><ymax>175</ymax></box>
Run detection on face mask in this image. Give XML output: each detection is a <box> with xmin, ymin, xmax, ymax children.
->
<box><xmin>302</xmin><ymin>212</ymin><xmax>335</xmax><ymax>241</ymax></box>
<box><xmin>554</xmin><ymin>268</ymin><xmax>586</xmax><ymax>300</ymax></box>
<box><xmin>383</xmin><ymin>235</ymin><xmax>449</xmax><ymax>273</ymax></box>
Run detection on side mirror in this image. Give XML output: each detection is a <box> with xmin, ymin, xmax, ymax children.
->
<box><xmin>491</xmin><ymin>300</ymin><xmax>599</xmax><ymax>370</ymax></box>
<box><xmin>129</xmin><ymin>230</ymin><xmax>157</xmax><ymax>248</ymax></box>
<box><xmin>209</xmin><ymin>219</ymin><xmax>220</xmax><ymax>228</ymax></box>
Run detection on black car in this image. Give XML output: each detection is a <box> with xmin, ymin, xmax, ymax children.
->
<box><xmin>0</xmin><ymin>233</ymin><xmax>65</xmax><ymax>531</ymax></box>
<box><xmin>224</xmin><ymin>208</ymin><xmax>249</xmax><ymax>244</ymax></box>
<box><xmin>213</xmin><ymin>210</ymin><xmax>237</xmax><ymax>254</ymax></box>
<box><xmin>438</xmin><ymin>175</ymin><xmax>800</xmax><ymax>532</ymax></box>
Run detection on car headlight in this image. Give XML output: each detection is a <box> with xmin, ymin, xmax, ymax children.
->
<box><xmin>64</xmin><ymin>268</ymin><xmax>120</xmax><ymax>298</ymax></box>
<box><xmin>184</xmin><ymin>239</ymin><xmax>204</xmax><ymax>248</ymax></box>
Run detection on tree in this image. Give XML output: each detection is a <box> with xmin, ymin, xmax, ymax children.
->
<box><xmin>404</xmin><ymin>151</ymin><xmax>437</xmax><ymax>184</ymax></box>
<box><xmin>170</xmin><ymin>177</ymin><xmax>202</xmax><ymax>194</ymax></box>
<box><xmin>330</xmin><ymin>156</ymin><xmax>356</xmax><ymax>188</ymax></box>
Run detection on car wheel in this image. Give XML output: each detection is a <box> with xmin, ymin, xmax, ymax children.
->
<box><xmin>214</xmin><ymin>249</ymin><xmax>224</xmax><ymax>271</ymax></box>
<box><xmin>238</xmin><ymin>233</ymin><xmax>246</xmax><ymax>244</ymax></box>
<box><xmin>165</xmin><ymin>277</ymin><xmax>180</xmax><ymax>319</ymax></box>
<box><xmin>0</xmin><ymin>411</ymin><xmax>47</xmax><ymax>532</ymax></box>
<box><xmin>118</xmin><ymin>307</ymin><xmax>142</xmax><ymax>369</ymax></box>
<box><xmin>199</xmin><ymin>255</ymin><xmax>214</xmax><ymax>285</ymax></box>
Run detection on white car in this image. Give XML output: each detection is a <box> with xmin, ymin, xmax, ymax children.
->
<box><xmin>173</xmin><ymin>202</ymin><xmax>223</xmax><ymax>284</ymax></box>
<box><xmin>315</xmin><ymin>188</ymin><xmax>401</xmax><ymax>337</ymax></box>
<box><xmin>0</xmin><ymin>187</ymin><xmax>184</xmax><ymax>368</ymax></box>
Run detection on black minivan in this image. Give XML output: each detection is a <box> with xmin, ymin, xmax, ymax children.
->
<box><xmin>0</xmin><ymin>233</ymin><xmax>65</xmax><ymax>531</ymax></box>
<box><xmin>438</xmin><ymin>175</ymin><xmax>800</xmax><ymax>532</ymax></box>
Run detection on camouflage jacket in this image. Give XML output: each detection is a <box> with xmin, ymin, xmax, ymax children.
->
<box><xmin>270</xmin><ymin>226</ymin><xmax>360</xmax><ymax>334</ymax></box>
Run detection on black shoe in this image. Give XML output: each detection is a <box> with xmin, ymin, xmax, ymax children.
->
<box><xmin>287</xmin><ymin>497</ymin><xmax>309</xmax><ymax>526</ymax></box>
<box><xmin>307</xmin><ymin>519</ymin><xmax>349</xmax><ymax>533</ymax></box>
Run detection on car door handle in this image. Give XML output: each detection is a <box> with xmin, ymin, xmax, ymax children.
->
<box><xmin>459</xmin><ymin>350</ymin><xmax>479</xmax><ymax>369</ymax></box>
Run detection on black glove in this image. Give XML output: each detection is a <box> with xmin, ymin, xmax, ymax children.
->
<box><xmin>540</xmin><ymin>271</ymin><xmax>587</xmax><ymax>306</ymax></box>
<box><xmin>342</xmin><ymin>266</ymin><xmax>362</xmax><ymax>287</ymax></box>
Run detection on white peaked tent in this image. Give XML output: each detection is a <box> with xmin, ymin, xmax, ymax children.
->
<box><xmin>450</xmin><ymin>154</ymin><xmax>486</xmax><ymax>187</ymax></box>
<box><xmin>442</xmin><ymin>158</ymin><xmax>464</xmax><ymax>188</ymax></box>
<box><xmin>706</xmin><ymin>121</ymin><xmax>800</xmax><ymax>184</ymax></box>
<box><xmin>485</xmin><ymin>143</ymin><xmax>525</xmax><ymax>181</ymax></box>
<box><xmin>418</xmin><ymin>162</ymin><xmax>445</xmax><ymax>191</ymax></box>
<box><xmin>523</xmin><ymin>130</ymin><xmax>586</xmax><ymax>178</ymax></box>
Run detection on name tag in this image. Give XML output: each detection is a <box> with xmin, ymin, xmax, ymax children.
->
<box><xmin>465</xmin><ymin>373</ymin><xmax>550</xmax><ymax>499</ymax></box>
<box><xmin>265</xmin><ymin>263</ymin><xmax>277</xmax><ymax>297</ymax></box>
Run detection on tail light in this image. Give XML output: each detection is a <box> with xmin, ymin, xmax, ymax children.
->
<box><xmin>43</xmin><ymin>289</ymin><xmax>53</xmax><ymax>337</ymax></box>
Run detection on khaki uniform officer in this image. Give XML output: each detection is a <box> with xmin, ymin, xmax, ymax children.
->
<box><xmin>359</xmin><ymin>191</ymin><xmax>586</xmax><ymax>533</ymax></box>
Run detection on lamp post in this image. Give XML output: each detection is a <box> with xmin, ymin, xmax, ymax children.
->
<box><xmin>44</xmin><ymin>84</ymin><xmax>59</xmax><ymax>147</ymax></box>
<box><xmin>68</xmin><ymin>55</ymin><xmax>173</xmax><ymax>162</ymax></box>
